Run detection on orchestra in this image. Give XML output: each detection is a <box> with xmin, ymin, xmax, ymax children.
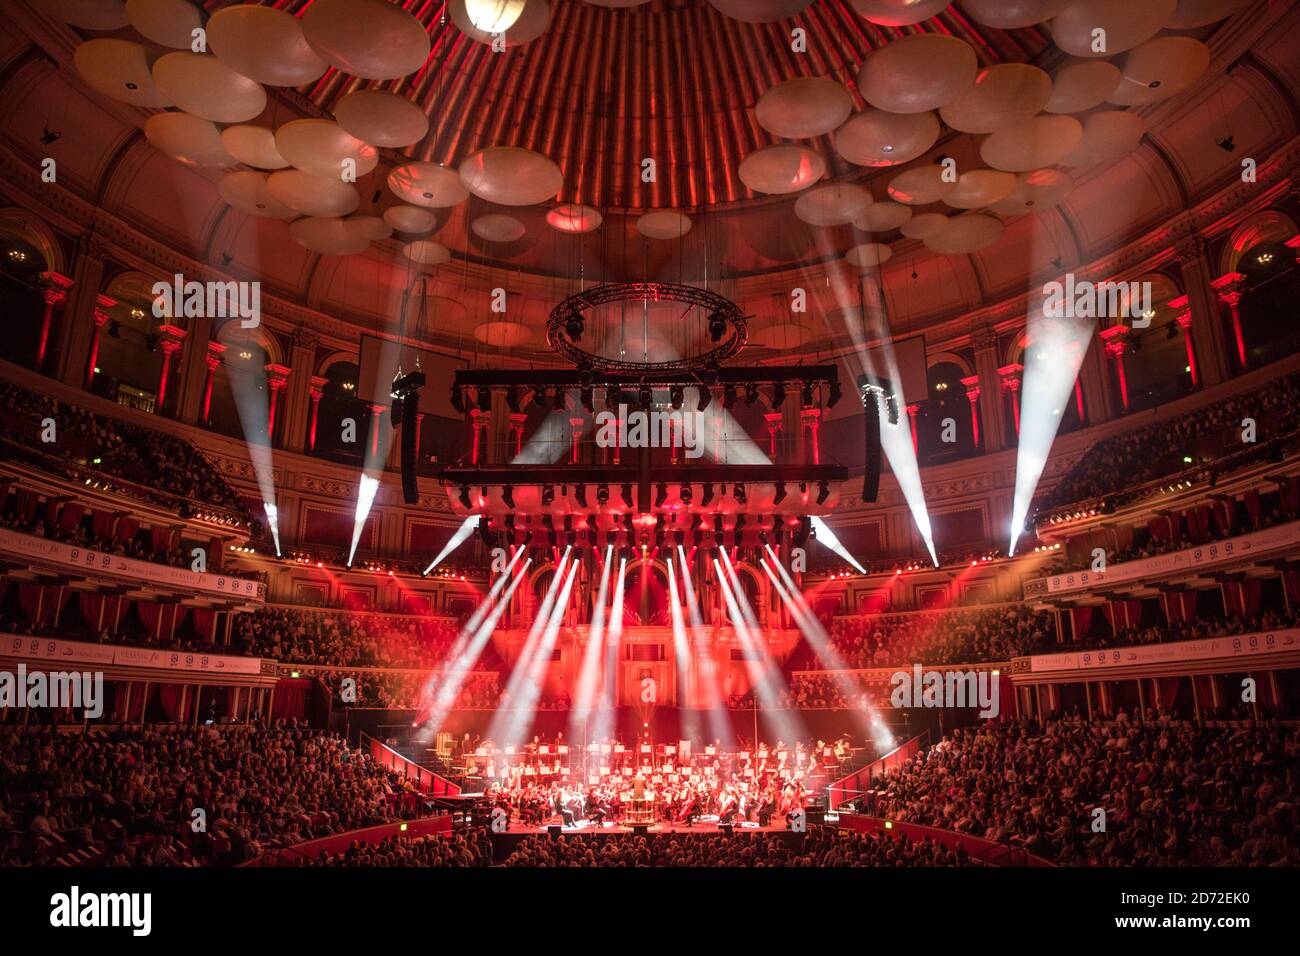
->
<box><xmin>473</xmin><ymin>733</ymin><xmax>849</xmax><ymax>831</ymax></box>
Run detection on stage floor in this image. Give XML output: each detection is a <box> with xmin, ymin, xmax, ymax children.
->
<box><xmin>504</xmin><ymin>818</ymin><xmax>793</xmax><ymax>836</ymax></box>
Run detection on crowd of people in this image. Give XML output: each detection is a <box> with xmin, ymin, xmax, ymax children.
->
<box><xmin>294</xmin><ymin>668</ymin><xmax>500</xmax><ymax>711</ymax></box>
<box><xmin>0</xmin><ymin>379</ymin><xmax>252</xmax><ymax>524</ymax></box>
<box><xmin>306</xmin><ymin>830</ymin><xmax>491</xmax><ymax>867</ymax></box>
<box><xmin>825</xmin><ymin>606</ymin><xmax>1054</xmax><ymax>667</ymax></box>
<box><xmin>856</xmin><ymin>715</ymin><xmax>1299</xmax><ymax>866</ymax></box>
<box><xmin>1040</xmin><ymin>371</ymin><xmax>1300</xmax><ymax>516</ymax></box>
<box><xmin>233</xmin><ymin>606</ymin><xmax>466</xmax><ymax>668</ymax></box>
<box><xmin>0</xmin><ymin>722</ymin><xmax>418</xmax><ymax>866</ymax></box>
<box><xmin>499</xmin><ymin>827</ymin><xmax>975</xmax><ymax>867</ymax></box>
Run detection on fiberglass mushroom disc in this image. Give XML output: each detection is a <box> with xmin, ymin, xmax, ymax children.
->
<box><xmin>755</xmin><ymin>77</ymin><xmax>854</xmax><ymax>140</ymax></box>
<box><xmin>939</xmin><ymin>64</ymin><xmax>1052</xmax><ymax>134</ymax></box>
<box><xmin>218</xmin><ymin>171</ymin><xmax>298</xmax><ymax>219</ymax></box>
<box><xmin>961</xmin><ymin>0</ymin><xmax>1070</xmax><ymax>28</ymax></box>
<box><xmin>274</xmin><ymin>119</ymin><xmax>379</xmax><ymax>181</ymax></box>
<box><xmin>220</xmin><ymin>125</ymin><xmax>289</xmax><ymax>170</ymax></box>
<box><xmin>460</xmin><ymin>147</ymin><xmax>564</xmax><ymax>206</ymax></box>
<box><xmin>74</xmin><ymin>39</ymin><xmax>171</xmax><ymax>108</ymax></box>
<box><xmin>856</xmin><ymin>33</ymin><xmax>977</xmax><ymax>114</ymax></box>
<box><xmin>833</xmin><ymin>109</ymin><xmax>940</xmax><ymax>168</ymax></box>
<box><xmin>266</xmin><ymin>169</ymin><xmax>361</xmax><ymax>217</ymax></box>
<box><xmin>706</xmin><ymin>0</ymin><xmax>814</xmax><ymax>23</ymax></box>
<box><xmin>1049</xmin><ymin>0</ymin><xmax>1176</xmax><ymax>59</ymax></box>
<box><xmin>151</xmin><ymin>52</ymin><xmax>267</xmax><ymax>124</ymax></box>
<box><xmin>1107</xmin><ymin>37</ymin><xmax>1210</xmax><ymax>107</ymax></box>
<box><xmin>207</xmin><ymin>4</ymin><xmax>330</xmax><ymax>87</ymax></box>
<box><xmin>738</xmin><ymin>145</ymin><xmax>826</xmax><ymax>195</ymax></box>
<box><xmin>794</xmin><ymin>183</ymin><xmax>871</xmax><ymax>226</ymax></box>
<box><xmin>887</xmin><ymin>166</ymin><xmax>957</xmax><ymax>205</ymax></box>
<box><xmin>979</xmin><ymin>115</ymin><xmax>1084</xmax><ymax>172</ymax></box>
<box><xmin>333</xmin><ymin>90</ymin><xmax>430</xmax><ymax>148</ymax></box>
<box><xmin>301</xmin><ymin>0</ymin><xmax>432</xmax><ymax>81</ymax></box>
<box><xmin>145</xmin><ymin>111</ymin><xmax>235</xmax><ymax>167</ymax></box>
<box><xmin>849</xmin><ymin>0</ymin><xmax>951</xmax><ymax>27</ymax></box>
<box><xmin>1044</xmin><ymin>60</ymin><xmax>1122</xmax><ymax>114</ymax></box>
<box><xmin>942</xmin><ymin>169</ymin><xmax>1018</xmax><ymax>209</ymax></box>
<box><xmin>637</xmin><ymin>210</ymin><xmax>693</xmax><ymax>239</ymax></box>
<box><xmin>389</xmin><ymin>162</ymin><xmax>471</xmax><ymax>207</ymax></box>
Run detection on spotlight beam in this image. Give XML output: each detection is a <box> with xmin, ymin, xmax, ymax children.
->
<box><xmin>666</xmin><ymin>557</ymin><xmax>701</xmax><ymax>746</ymax></box>
<box><xmin>569</xmin><ymin>545</ymin><xmax>614</xmax><ymax>743</ymax></box>
<box><xmin>423</xmin><ymin>516</ymin><xmax>479</xmax><ymax>575</ymax></box>
<box><xmin>810</xmin><ymin>516</ymin><xmax>866</xmax><ymax>574</ymax></box>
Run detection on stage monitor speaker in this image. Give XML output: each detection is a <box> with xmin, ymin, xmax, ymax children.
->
<box><xmin>400</xmin><ymin>390</ymin><xmax>420</xmax><ymax>504</ymax></box>
<box><xmin>862</xmin><ymin>398</ymin><xmax>881</xmax><ymax>503</ymax></box>
<box><xmin>547</xmin><ymin>825</ymin><xmax>562</xmax><ymax>838</ymax></box>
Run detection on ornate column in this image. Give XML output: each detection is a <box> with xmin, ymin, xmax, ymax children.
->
<box><xmin>174</xmin><ymin>310</ymin><xmax>213</xmax><ymax>426</ymax></box>
<box><xmin>764</xmin><ymin>411</ymin><xmax>783</xmax><ymax>460</ymax></box>
<box><xmin>84</xmin><ymin>294</ymin><xmax>117</xmax><ymax>390</ymax></box>
<box><xmin>307</xmin><ymin>375</ymin><xmax>327</xmax><ymax>451</ymax></box>
<box><xmin>469</xmin><ymin>407</ymin><xmax>489</xmax><ymax>465</ymax></box>
<box><xmin>264</xmin><ymin>363</ymin><xmax>291</xmax><ymax>443</ymax></box>
<box><xmin>1212</xmin><ymin>272</ymin><xmax>1248</xmax><ymax>370</ymax></box>
<box><xmin>1167</xmin><ymin>294</ymin><xmax>1200</xmax><ymax>388</ymax></box>
<box><xmin>905</xmin><ymin>403</ymin><xmax>921</xmax><ymax>454</ymax></box>
<box><xmin>367</xmin><ymin>402</ymin><xmax>386</xmax><ymax>461</ymax></box>
<box><xmin>154</xmin><ymin>324</ymin><xmax>187</xmax><ymax>414</ymax></box>
<box><xmin>37</xmin><ymin>272</ymin><xmax>73</xmax><ymax>370</ymax></box>
<box><xmin>970</xmin><ymin>326</ymin><xmax>1006</xmax><ymax>452</ymax></box>
<box><xmin>277</xmin><ymin>328</ymin><xmax>317</xmax><ymax>454</ymax></box>
<box><xmin>800</xmin><ymin>407</ymin><xmax>821</xmax><ymax>465</ymax></box>
<box><xmin>1099</xmin><ymin>326</ymin><xmax>1131</xmax><ymax>412</ymax></box>
<box><xmin>509</xmin><ymin>412</ymin><xmax>527</xmax><ymax>460</ymax></box>
<box><xmin>960</xmin><ymin>375</ymin><xmax>981</xmax><ymax>449</ymax></box>
<box><xmin>998</xmin><ymin>363</ymin><xmax>1023</xmax><ymax>436</ymax></box>
<box><xmin>57</xmin><ymin>235</ymin><xmax>111</xmax><ymax>388</ymax></box>
<box><xmin>200</xmin><ymin>342</ymin><xmax>225</xmax><ymax>425</ymax></box>
<box><xmin>1172</xmin><ymin>238</ymin><xmax>1228</xmax><ymax>387</ymax></box>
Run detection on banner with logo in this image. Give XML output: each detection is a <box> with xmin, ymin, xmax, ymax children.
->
<box><xmin>0</xmin><ymin>528</ymin><xmax>265</xmax><ymax>602</ymax></box>
<box><xmin>1029</xmin><ymin>628</ymin><xmax>1300</xmax><ymax>673</ymax></box>
<box><xmin>1</xmin><ymin>634</ymin><xmax>263</xmax><ymax>674</ymax></box>
<box><xmin>1030</xmin><ymin>520</ymin><xmax>1300</xmax><ymax>597</ymax></box>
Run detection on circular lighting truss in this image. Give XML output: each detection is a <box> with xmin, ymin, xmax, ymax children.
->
<box><xmin>547</xmin><ymin>281</ymin><xmax>747</xmax><ymax>373</ymax></box>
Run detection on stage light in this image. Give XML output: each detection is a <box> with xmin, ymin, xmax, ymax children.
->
<box><xmin>620</xmin><ymin>483</ymin><xmax>634</xmax><ymax>508</ymax></box>
<box><xmin>655</xmin><ymin>482</ymin><xmax>668</xmax><ymax>508</ymax></box>
<box><xmin>827</xmin><ymin>380</ymin><xmax>842</xmax><ymax>407</ymax></box>
<box><xmin>458</xmin><ymin>485</ymin><xmax>473</xmax><ymax>510</ymax></box>
<box><xmin>771</xmin><ymin>381</ymin><xmax>787</xmax><ymax>408</ymax></box>
<box><xmin>638</xmin><ymin>384</ymin><xmax>653</xmax><ymax>409</ymax></box>
<box><xmin>679</xmin><ymin>483</ymin><xmax>693</xmax><ymax>504</ymax></box>
<box><xmin>817</xmin><ymin>480</ymin><xmax>830</xmax><ymax>505</ymax></box>
<box><xmin>670</xmin><ymin>385</ymin><xmax>684</xmax><ymax>409</ymax></box>
<box><xmin>722</xmin><ymin>384</ymin><xmax>737</xmax><ymax>409</ymax></box>
<box><xmin>504</xmin><ymin>513</ymin><xmax>516</xmax><ymax>535</ymax></box>
<box><xmin>773</xmin><ymin>481</ymin><xmax>787</xmax><ymax>506</ymax></box>
<box><xmin>744</xmin><ymin>383</ymin><xmax>759</xmax><ymax>405</ymax></box>
<box><xmin>801</xmin><ymin>381</ymin><xmax>814</xmax><ymax>407</ymax></box>
<box><xmin>580</xmin><ymin>386</ymin><xmax>594</xmax><ymax>413</ymax></box>
<box><xmin>542</xmin><ymin>484</ymin><xmax>555</xmax><ymax>506</ymax></box>
<box><xmin>733</xmin><ymin>483</ymin><xmax>746</xmax><ymax>504</ymax></box>
<box><xmin>575</xmin><ymin>484</ymin><xmax>588</xmax><ymax>508</ymax></box>
<box><xmin>552</xmin><ymin>386</ymin><xmax>566</xmax><ymax>410</ymax></box>
<box><xmin>530</xmin><ymin>385</ymin><xmax>548</xmax><ymax>409</ymax></box>
<box><xmin>564</xmin><ymin>314</ymin><xmax>584</xmax><ymax>341</ymax></box>
<box><xmin>502</xmin><ymin>485</ymin><xmax>515</xmax><ymax>509</ymax></box>
<box><xmin>605</xmin><ymin>385</ymin><xmax>619</xmax><ymax>410</ymax></box>
<box><xmin>701</xmin><ymin>482</ymin><xmax>715</xmax><ymax>507</ymax></box>
<box><xmin>422</xmin><ymin>516</ymin><xmax>478</xmax><ymax>575</ymax></box>
<box><xmin>542</xmin><ymin>514</ymin><xmax>554</xmax><ymax>529</ymax></box>
<box><xmin>707</xmin><ymin>311</ymin><xmax>727</xmax><ymax>342</ymax></box>
<box><xmin>596</xmin><ymin>483</ymin><xmax>610</xmax><ymax>505</ymax></box>
<box><xmin>697</xmin><ymin>387</ymin><xmax>712</xmax><ymax>412</ymax></box>
<box><xmin>476</xmin><ymin>387</ymin><xmax>492</xmax><ymax>413</ymax></box>
<box><xmin>506</xmin><ymin>385</ymin><xmax>522</xmax><ymax>413</ymax></box>
<box><xmin>810</xmin><ymin>516</ymin><xmax>865</xmax><ymax>574</ymax></box>
<box><xmin>450</xmin><ymin>386</ymin><xmax>466</xmax><ymax>414</ymax></box>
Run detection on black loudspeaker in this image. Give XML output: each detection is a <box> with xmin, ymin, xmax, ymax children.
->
<box><xmin>400</xmin><ymin>390</ymin><xmax>420</xmax><ymax>504</ymax></box>
<box><xmin>862</xmin><ymin>397</ymin><xmax>881</xmax><ymax>503</ymax></box>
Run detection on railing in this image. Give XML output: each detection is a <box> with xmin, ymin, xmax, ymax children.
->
<box><xmin>363</xmin><ymin>731</ymin><xmax>462</xmax><ymax>797</ymax></box>
<box><xmin>240</xmin><ymin>815</ymin><xmax>455</xmax><ymax>866</ymax></box>
<box><xmin>835</xmin><ymin>814</ymin><xmax>1053</xmax><ymax>867</ymax></box>
<box><xmin>826</xmin><ymin>729</ymin><xmax>930</xmax><ymax>810</ymax></box>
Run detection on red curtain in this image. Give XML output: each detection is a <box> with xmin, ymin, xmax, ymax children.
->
<box><xmin>272</xmin><ymin>678</ymin><xmax>312</xmax><ymax>720</ymax></box>
<box><xmin>1278</xmin><ymin>476</ymin><xmax>1300</xmax><ymax>518</ymax></box>
<box><xmin>1147</xmin><ymin>514</ymin><xmax>1180</xmax><ymax>541</ymax></box>
<box><xmin>1210</xmin><ymin>498</ymin><xmax>1236</xmax><ymax>537</ymax></box>
<box><xmin>58</xmin><ymin>502</ymin><xmax>86</xmax><ymax>533</ymax></box>
<box><xmin>1159</xmin><ymin>590</ymin><xmax>1197</xmax><ymax>625</ymax></box>
<box><xmin>1111</xmin><ymin>524</ymin><xmax>1135</xmax><ymax>553</ymax></box>
<box><xmin>1183</xmin><ymin>505</ymin><xmax>1212</xmax><ymax>544</ymax></box>
<box><xmin>115</xmin><ymin>516</ymin><xmax>140</xmax><ymax>547</ymax></box>
<box><xmin>208</xmin><ymin>537</ymin><xmax>223</xmax><ymax>571</ymax></box>
<box><xmin>191</xmin><ymin>607</ymin><xmax>217</xmax><ymax>642</ymax></box>
<box><xmin>136</xmin><ymin>601</ymin><xmax>161</xmax><ymax>639</ymax></box>
<box><xmin>157</xmin><ymin>684</ymin><xmax>190</xmax><ymax>722</ymax></box>
<box><xmin>15</xmin><ymin>489</ymin><xmax>39</xmax><ymax>524</ymax></box>
<box><xmin>1243</xmin><ymin>489</ymin><xmax>1262</xmax><ymax>527</ymax></box>
<box><xmin>1067</xmin><ymin>607</ymin><xmax>1094</xmax><ymax>642</ymax></box>
<box><xmin>1222</xmin><ymin>580</ymin><xmax>1263</xmax><ymax>617</ymax></box>
<box><xmin>1282</xmin><ymin>569</ymin><xmax>1300</xmax><ymax>606</ymax></box>
<box><xmin>1103</xmin><ymin>598</ymin><xmax>1143</xmax><ymax>631</ymax></box>
<box><xmin>150</xmin><ymin>525</ymin><xmax>176</xmax><ymax>556</ymax></box>
<box><xmin>17</xmin><ymin>583</ymin><xmax>59</xmax><ymax>626</ymax></box>
<box><xmin>91</xmin><ymin>510</ymin><xmax>116</xmax><ymax>541</ymax></box>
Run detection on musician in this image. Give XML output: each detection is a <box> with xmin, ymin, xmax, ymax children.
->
<box><xmin>554</xmin><ymin>787</ymin><xmax>577</xmax><ymax>827</ymax></box>
<box><xmin>718</xmin><ymin>786</ymin><xmax>739</xmax><ymax>825</ymax></box>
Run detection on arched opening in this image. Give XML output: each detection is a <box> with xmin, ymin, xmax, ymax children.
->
<box><xmin>0</xmin><ymin>235</ymin><xmax>49</xmax><ymax>369</ymax></box>
<box><xmin>312</xmin><ymin>360</ymin><xmax>367</xmax><ymax>466</ymax></box>
<box><xmin>1118</xmin><ymin>274</ymin><xmax>1192</xmax><ymax>412</ymax></box>
<box><xmin>93</xmin><ymin>273</ymin><xmax>167</xmax><ymax>413</ymax></box>
<box><xmin>207</xmin><ymin>323</ymin><xmax>272</xmax><ymax>441</ymax></box>
<box><xmin>1235</xmin><ymin>241</ymin><xmax>1300</xmax><ymax>366</ymax></box>
<box><xmin>917</xmin><ymin>361</ymin><xmax>976</xmax><ymax>466</ymax></box>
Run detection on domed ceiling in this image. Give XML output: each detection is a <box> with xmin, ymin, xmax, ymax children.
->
<box><xmin>5</xmin><ymin>0</ymin><xmax>1296</xmax><ymax>356</ymax></box>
